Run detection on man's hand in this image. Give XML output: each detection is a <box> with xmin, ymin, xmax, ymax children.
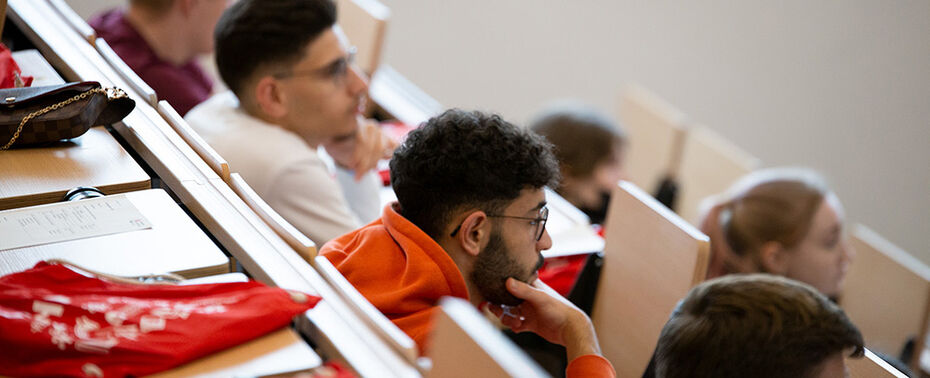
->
<box><xmin>323</xmin><ymin>117</ymin><xmax>398</xmax><ymax>180</ymax></box>
<box><xmin>487</xmin><ymin>278</ymin><xmax>602</xmax><ymax>361</ymax></box>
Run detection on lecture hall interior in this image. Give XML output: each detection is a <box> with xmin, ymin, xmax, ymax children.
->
<box><xmin>0</xmin><ymin>0</ymin><xmax>927</xmax><ymax>377</ymax></box>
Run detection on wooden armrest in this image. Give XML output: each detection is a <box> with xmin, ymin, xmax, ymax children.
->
<box><xmin>157</xmin><ymin>100</ymin><xmax>231</xmax><ymax>181</ymax></box>
<box><xmin>313</xmin><ymin>255</ymin><xmax>419</xmax><ymax>363</ymax></box>
<box><xmin>47</xmin><ymin>0</ymin><xmax>95</xmax><ymax>45</ymax></box>
<box><xmin>95</xmin><ymin>38</ymin><xmax>157</xmax><ymax>106</ymax></box>
<box><xmin>228</xmin><ymin>173</ymin><xmax>317</xmax><ymax>261</ymax></box>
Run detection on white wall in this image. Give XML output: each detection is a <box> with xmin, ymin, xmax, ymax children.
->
<box><xmin>71</xmin><ymin>0</ymin><xmax>929</xmax><ymax>264</ymax></box>
<box><xmin>379</xmin><ymin>0</ymin><xmax>930</xmax><ymax>264</ymax></box>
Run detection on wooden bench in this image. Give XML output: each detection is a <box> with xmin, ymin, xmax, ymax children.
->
<box><xmin>427</xmin><ymin>297</ymin><xmax>549</xmax><ymax>378</ymax></box>
<box><xmin>592</xmin><ymin>181</ymin><xmax>710</xmax><ymax>377</ymax></box>
<box><xmin>676</xmin><ymin>124</ymin><xmax>760</xmax><ymax>224</ymax></box>
<box><xmin>841</xmin><ymin>224</ymin><xmax>930</xmax><ymax>373</ymax></box>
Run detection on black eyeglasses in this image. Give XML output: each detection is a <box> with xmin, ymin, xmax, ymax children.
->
<box><xmin>451</xmin><ymin>207</ymin><xmax>549</xmax><ymax>241</ymax></box>
<box><xmin>272</xmin><ymin>46</ymin><xmax>357</xmax><ymax>87</ymax></box>
<box><xmin>488</xmin><ymin>206</ymin><xmax>549</xmax><ymax>241</ymax></box>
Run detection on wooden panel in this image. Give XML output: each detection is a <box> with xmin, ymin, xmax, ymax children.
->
<box><xmin>0</xmin><ymin>126</ymin><xmax>151</xmax><ymax>210</ymax></box>
<box><xmin>314</xmin><ymin>255</ymin><xmax>419</xmax><ymax>363</ymax></box>
<box><xmin>228</xmin><ymin>173</ymin><xmax>317</xmax><ymax>261</ymax></box>
<box><xmin>95</xmin><ymin>38</ymin><xmax>158</xmax><ymax>106</ymax></box>
<box><xmin>369</xmin><ymin>64</ymin><xmax>442</xmax><ymax>126</ymax></box>
<box><xmin>337</xmin><ymin>0</ymin><xmax>389</xmax><ymax>75</ymax></box>
<box><xmin>847</xmin><ymin>349</ymin><xmax>909</xmax><ymax>378</ymax></box>
<box><xmin>47</xmin><ymin>0</ymin><xmax>95</xmax><ymax>45</ymax></box>
<box><xmin>592</xmin><ymin>181</ymin><xmax>710</xmax><ymax>377</ymax></box>
<box><xmin>149</xmin><ymin>327</ymin><xmax>323</xmax><ymax>378</ymax></box>
<box><xmin>0</xmin><ymin>189</ymin><xmax>230</xmax><ymax>278</ymax></box>
<box><xmin>617</xmin><ymin>85</ymin><xmax>688</xmax><ymax>194</ymax></box>
<box><xmin>427</xmin><ymin>297</ymin><xmax>549</xmax><ymax>378</ymax></box>
<box><xmin>841</xmin><ymin>224</ymin><xmax>930</xmax><ymax>371</ymax></box>
<box><xmin>157</xmin><ymin>100</ymin><xmax>231</xmax><ymax>182</ymax></box>
<box><xmin>676</xmin><ymin>125</ymin><xmax>760</xmax><ymax>224</ymax></box>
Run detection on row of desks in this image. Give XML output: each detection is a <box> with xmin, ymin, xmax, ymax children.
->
<box><xmin>2</xmin><ymin>0</ymin><xmax>422</xmax><ymax>376</ymax></box>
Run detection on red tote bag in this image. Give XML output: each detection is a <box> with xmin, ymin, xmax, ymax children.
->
<box><xmin>0</xmin><ymin>261</ymin><xmax>321</xmax><ymax>377</ymax></box>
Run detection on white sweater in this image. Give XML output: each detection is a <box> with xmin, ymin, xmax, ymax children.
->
<box><xmin>185</xmin><ymin>91</ymin><xmax>380</xmax><ymax>245</ymax></box>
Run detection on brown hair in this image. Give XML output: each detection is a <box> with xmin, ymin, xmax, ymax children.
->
<box><xmin>704</xmin><ymin>168</ymin><xmax>829</xmax><ymax>276</ymax></box>
<box><xmin>529</xmin><ymin>102</ymin><xmax>626</xmax><ymax>178</ymax></box>
<box><xmin>655</xmin><ymin>274</ymin><xmax>864</xmax><ymax>378</ymax></box>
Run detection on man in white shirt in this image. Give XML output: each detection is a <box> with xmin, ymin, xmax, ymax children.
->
<box><xmin>186</xmin><ymin>0</ymin><xmax>395</xmax><ymax>244</ymax></box>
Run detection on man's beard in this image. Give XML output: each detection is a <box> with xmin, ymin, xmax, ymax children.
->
<box><xmin>470</xmin><ymin>229</ymin><xmax>544</xmax><ymax>306</ymax></box>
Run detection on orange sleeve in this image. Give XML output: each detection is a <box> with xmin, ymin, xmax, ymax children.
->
<box><xmin>566</xmin><ymin>355</ymin><xmax>615</xmax><ymax>378</ymax></box>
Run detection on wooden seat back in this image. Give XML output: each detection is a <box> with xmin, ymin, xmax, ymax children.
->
<box><xmin>593</xmin><ymin>181</ymin><xmax>710</xmax><ymax>377</ymax></box>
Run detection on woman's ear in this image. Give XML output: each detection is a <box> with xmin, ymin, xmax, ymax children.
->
<box><xmin>455</xmin><ymin>211</ymin><xmax>490</xmax><ymax>257</ymax></box>
<box><xmin>254</xmin><ymin>76</ymin><xmax>287</xmax><ymax>119</ymax></box>
<box><xmin>758</xmin><ymin>241</ymin><xmax>789</xmax><ymax>274</ymax></box>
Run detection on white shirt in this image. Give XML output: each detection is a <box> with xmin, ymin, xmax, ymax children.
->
<box><xmin>185</xmin><ymin>91</ymin><xmax>381</xmax><ymax>245</ymax></box>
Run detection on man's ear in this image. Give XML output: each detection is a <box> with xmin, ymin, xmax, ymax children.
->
<box><xmin>253</xmin><ymin>76</ymin><xmax>288</xmax><ymax>120</ymax></box>
<box><xmin>758</xmin><ymin>241</ymin><xmax>789</xmax><ymax>274</ymax></box>
<box><xmin>455</xmin><ymin>211</ymin><xmax>491</xmax><ymax>257</ymax></box>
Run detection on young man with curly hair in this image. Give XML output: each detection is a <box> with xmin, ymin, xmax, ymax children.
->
<box><xmin>321</xmin><ymin>109</ymin><xmax>614</xmax><ymax>377</ymax></box>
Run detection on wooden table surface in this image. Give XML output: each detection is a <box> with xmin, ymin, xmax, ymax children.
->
<box><xmin>0</xmin><ymin>126</ymin><xmax>151</xmax><ymax>210</ymax></box>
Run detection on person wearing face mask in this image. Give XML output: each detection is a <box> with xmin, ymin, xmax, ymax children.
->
<box><xmin>321</xmin><ymin>109</ymin><xmax>615</xmax><ymax>377</ymax></box>
<box><xmin>529</xmin><ymin>102</ymin><xmax>627</xmax><ymax>224</ymax></box>
<box><xmin>699</xmin><ymin>167</ymin><xmax>854</xmax><ymax>300</ymax></box>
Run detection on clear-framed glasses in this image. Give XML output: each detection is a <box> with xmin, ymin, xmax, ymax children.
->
<box><xmin>272</xmin><ymin>46</ymin><xmax>357</xmax><ymax>87</ymax></box>
<box><xmin>487</xmin><ymin>206</ymin><xmax>549</xmax><ymax>242</ymax></box>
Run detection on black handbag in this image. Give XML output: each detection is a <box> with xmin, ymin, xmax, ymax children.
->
<box><xmin>0</xmin><ymin>81</ymin><xmax>135</xmax><ymax>150</ymax></box>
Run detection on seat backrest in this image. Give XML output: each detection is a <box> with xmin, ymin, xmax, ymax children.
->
<box><xmin>157</xmin><ymin>101</ymin><xmax>231</xmax><ymax>181</ymax></box>
<box><xmin>593</xmin><ymin>181</ymin><xmax>710</xmax><ymax>377</ymax></box>
<box><xmin>846</xmin><ymin>349</ymin><xmax>909</xmax><ymax>378</ymax></box>
<box><xmin>841</xmin><ymin>224</ymin><xmax>930</xmax><ymax>371</ymax></box>
<box><xmin>337</xmin><ymin>0</ymin><xmax>389</xmax><ymax>75</ymax></box>
<box><xmin>228</xmin><ymin>173</ymin><xmax>317</xmax><ymax>261</ymax></box>
<box><xmin>618</xmin><ymin>85</ymin><xmax>688</xmax><ymax>195</ymax></box>
<box><xmin>427</xmin><ymin>297</ymin><xmax>550</xmax><ymax>378</ymax></box>
<box><xmin>313</xmin><ymin>255</ymin><xmax>420</xmax><ymax>364</ymax></box>
<box><xmin>676</xmin><ymin>124</ymin><xmax>760</xmax><ymax>224</ymax></box>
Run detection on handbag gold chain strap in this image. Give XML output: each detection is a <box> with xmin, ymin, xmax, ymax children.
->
<box><xmin>1</xmin><ymin>87</ymin><xmax>128</xmax><ymax>150</ymax></box>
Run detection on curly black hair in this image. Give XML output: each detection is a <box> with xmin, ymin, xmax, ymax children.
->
<box><xmin>389</xmin><ymin>109</ymin><xmax>560</xmax><ymax>239</ymax></box>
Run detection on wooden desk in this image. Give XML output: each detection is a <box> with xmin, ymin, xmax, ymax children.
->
<box><xmin>0</xmin><ymin>126</ymin><xmax>150</xmax><ymax>210</ymax></box>
<box><xmin>0</xmin><ymin>189</ymin><xmax>230</xmax><ymax>278</ymax></box>
<box><xmin>12</xmin><ymin>49</ymin><xmax>65</xmax><ymax>86</ymax></box>
<box><xmin>150</xmin><ymin>327</ymin><xmax>323</xmax><ymax>378</ymax></box>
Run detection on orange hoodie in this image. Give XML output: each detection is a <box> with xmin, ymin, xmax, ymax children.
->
<box><xmin>321</xmin><ymin>203</ymin><xmax>470</xmax><ymax>350</ymax></box>
<box><xmin>322</xmin><ymin>204</ymin><xmax>615</xmax><ymax>377</ymax></box>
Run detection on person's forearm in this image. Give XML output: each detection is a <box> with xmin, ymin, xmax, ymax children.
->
<box><xmin>563</xmin><ymin>314</ymin><xmax>602</xmax><ymax>361</ymax></box>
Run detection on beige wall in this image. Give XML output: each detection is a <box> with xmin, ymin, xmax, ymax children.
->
<box><xmin>72</xmin><ymin>1</ymin><xmax>929</xmax><ymax>264</ymax></box>
<box><xmin>380</xmin><ymin>0</ymin><xmax>930</xmax><ymax>264</ymax></box>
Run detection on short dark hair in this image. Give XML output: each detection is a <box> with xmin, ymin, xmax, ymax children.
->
<box><xmin>529</xmin><ymin>103</ymin><xmax>626</xmax><ymax>178</ymax></box>
<box><xmin>655</xmin><ymin>274</ymin><xmax>863</xmax><ymax>378</ymax></box>
<box><xmin>390</xmin><ymin>109</ymin><xmax>560</xmax><ymax>239</ymax></box>
<box><xmin>213</xmin><ymin>0</ymin><xmax>336</xmax><ymax>96</ymax></box>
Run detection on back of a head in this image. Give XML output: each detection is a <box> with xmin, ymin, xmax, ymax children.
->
<box><xmin>213</xmin><ymin>0</ymin><xmax>336</xmax><ymax>96</ymax></box>
<box><xmin>389</xmin><ymin>109</ymin><xmax>560</xmax><ymax>239</ymax></box>
<box><xmin>529</xmin><ymin>101</ymin><xmax>627</xmax><ymax>178</ymax></box>
<box><xmin>655</xmin><ymin>274</ymin><xmax>863</xmax><ymax>378</ymax></box>
<box><xmin>719</xmin><ymin>168</ymin><xmax>829</xmax><ymax>264</ymax></box>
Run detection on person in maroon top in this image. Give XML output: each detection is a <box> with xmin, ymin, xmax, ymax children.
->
<box><xmin>89</xmin><ymin>0</ymin><xmax>229</xmax><ymax>115</ymax></box>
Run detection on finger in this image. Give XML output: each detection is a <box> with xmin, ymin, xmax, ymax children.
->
<box><xmin>506</xmin><ymin>277</ymin><xmax>545</xmax><ymax>301</ymax></box>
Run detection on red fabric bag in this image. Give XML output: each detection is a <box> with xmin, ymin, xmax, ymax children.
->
<box><xmin>0</xmin><ymin>43</ymin><xmax>34</xmax><ymax>88</ymax></box>
<box><xmin>0</xmin><ymin>261</ymin><xmax>321</xmax><ymax>377</ymax></box>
